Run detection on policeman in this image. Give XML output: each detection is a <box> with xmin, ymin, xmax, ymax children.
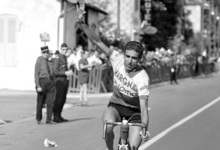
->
<box><xmin>34</xmin><ymin>46</ymin><xmax>55</xmax><ymax>124</ymax></box>
<box><xmin>170</xmin><ymin>54</ymin><xmax>179</xmax><ymax>84</ymax></box>
<box><xmin>52</xmin><ymin>43</ymin><xmax>73</xmax><ymax>123</ymax></box>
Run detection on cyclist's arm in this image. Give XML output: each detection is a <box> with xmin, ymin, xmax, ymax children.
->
<box><xmin>139</xmin><ymin>96</ymin><xmax>149</xmax><ymax>130</ymax></box>
<box><xmin>78</xmin><ymin>22</ymin><xmax>113</xmax><ymax>57</ymax></box>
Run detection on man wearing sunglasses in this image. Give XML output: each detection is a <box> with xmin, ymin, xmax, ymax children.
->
<box><xmin>34</xmin><ymin>46</ymin><xmax>55</xmax><ymax>124</ymax></box>
<box><xmin>52</xmin><ymin>43</ymin><xmax>73</xmax><ymax>123</ymax></box>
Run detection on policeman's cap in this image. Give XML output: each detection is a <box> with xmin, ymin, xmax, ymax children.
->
<box><xmin>41</xmin><ymin>46</ymin><xmax>49</xmax><ymax>52</ymax></box>
<box><xmin>61</xmin><ymin>43</ymin><xmax>68</xmax><ymax>48</ymax></box>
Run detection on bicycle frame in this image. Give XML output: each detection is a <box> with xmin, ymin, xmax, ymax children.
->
<box><xmin>103</xmin><ymin>119</ymin><xmax>146</xmax><ymax>150</ymax></box>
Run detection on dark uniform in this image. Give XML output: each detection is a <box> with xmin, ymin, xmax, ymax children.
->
<box><xmin>34</xmin><ymin>46</ymin><xmax>55</xmax><ymax>124</ymax></box>
<box><xmin>170</xmin><ymin>55</ymin><xmax>178</xmax><ymax>84</ymax></box>
<box><xmin>52</xmin><ymin>52</ymin><xmax>69</xmax><ymax>122</ymax></box>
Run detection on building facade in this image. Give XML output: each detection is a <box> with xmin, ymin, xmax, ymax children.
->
<box><xmin>0</xmin><ymin>0</ymin><xmax>107</xmax><ymax>91</ymax></box>
<box><xmin>0</xmin><ymin>0</ymin><xmax>60</xmax><ymax>90</ymax></box>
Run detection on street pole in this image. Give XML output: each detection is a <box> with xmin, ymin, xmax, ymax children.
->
<box><xmin>217</xmin><ymin>10</ymin><xmax>220</xmax><ymax>57</ymax></box>
<box><xmin>212</xmin><ymin>6</ymin><xmax>216</xmax><ymax>56</ymax></box>
<box><xmin>208</xmin><ymin>0</ymin><xmax>212</xmax><ymax>57</ymax></box>
<box><xmin>131</xmin><ymin>0</ymin><xmax>134</xmax><ymax>41</ymax></box>
<box><xmin>214</xmin><ymin>7</ymin><xmax>218</xmax><ymax>56</ymax></box>
<box><xmin>63</xmin><ymin>0</ymin><xmax>67</xmax><ymax>43</ymax></box>
<box><xmin>201</xmin><ymin>1</ymin><xmax>204</xmax><ymax>55</ymax></box>
<box><xmin>117</xmin><ymin>0</ymin><xmax>121</xmax><ymax>38</ymax></box>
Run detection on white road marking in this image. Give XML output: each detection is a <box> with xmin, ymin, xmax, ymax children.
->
<box><xmin>139</xmin><ymin>96</ymin><xmax>220</xmax><ymax>150</ymax></box>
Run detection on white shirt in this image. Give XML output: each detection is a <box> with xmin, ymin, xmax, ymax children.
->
<box><xmin>67</xmin><ymin>54</ymin><xmax>76</xmax><ymax>69</ymax></box>
<box><xmin>109</xmin><ymin>50</ymin><xmax>150</xmax><ymax>109</ymax></box>
<box><xmin>87</xmin><ymin>55</ymin><xmax>102</xmax><ymax>65</ymax></box>
<box><xmin>74</xmin><ymin>50</ymin><xmax>83</xmax><ymax>71</ymax></box>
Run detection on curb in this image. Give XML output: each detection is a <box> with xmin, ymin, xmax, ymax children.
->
<box><xmin>67</xmin><ymin>92</ymin><xmax>112</xmax><ymax>98</ymax></box>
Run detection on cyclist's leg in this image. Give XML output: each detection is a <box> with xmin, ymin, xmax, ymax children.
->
<box><xmin>126</xmin><ymin>113</ymin><xmax>142</xmax><ymax>150</ymax></box>
<box><xmin>128</xmin><ymin>126</ymin><xmax>142</xmax><ymax>150</ymax></box>
<box><xmin>102</xmin><ymin>106</ymin><xmax>120</xmax><ymax>150</ymax></box>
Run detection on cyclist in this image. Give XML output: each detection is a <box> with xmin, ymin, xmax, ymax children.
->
<box><xmin>77</xmin><ymin>7</ymin><xmax>150</xmax><ymax>150</ymax></box>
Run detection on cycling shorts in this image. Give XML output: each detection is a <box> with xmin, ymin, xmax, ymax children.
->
<box><xmin>108</xmin><ymin>102</ymin><xmax>141</xmax><ymax>123</ymax></box>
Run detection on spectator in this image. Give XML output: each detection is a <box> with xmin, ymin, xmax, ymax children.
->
<box><xmin>151</xmin><ymin>58</ymin><xmax>159</xmax><ymax>68</ymax></box>
<box><xmin>169</xmin><ymin>54</ymin><xmax>179</xmax><ymax>84</ymax></box>
<box><xmin>55</xmin><ymin>50</ymin><xmax>60</xmax><ymax>56</ymax></box>
<box><xmin>74</xmin><ymin>45</ymin><xmax>84</xmax><ymax>71</ymax></box>
<box><xmin>72</xmin><ymin>47</ymin><xmax>77</xmax><ymax>55</ymax></box>
<box><xmin>52</xmin><ymin>43</ymin><xmax>73</xmax><ymax>123</ymax></box>
<box><xmin>87</xmin><ymin>49</ymin><xmax>102</xmax><ymax>65</ymax></box>
<box><xmin>34</xmin><ymin>46</ymin><xmax>55</xmax><ymax>124</ymax></box>
<box><xmin>66</xmin><ymin>47</ymin><xmax>76</xmax><ymax>70</ymax></box>
<box><xmin>78</xmin><ymin>50</ymin><xmax>95</xmax><ymax>106</ymax></box>
<box><xmin>99</xmin><ymin>52</ymin><xmax>110</xmax><ymax>65</ymax></box>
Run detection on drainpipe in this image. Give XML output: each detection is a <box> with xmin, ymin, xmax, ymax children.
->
<box><xmin>57</xmin><ymin>0</ymin><xmax>65</xmax><ymax>49</ymax></box>
<box><xmin>117</xmin><ymin>0</ymin><xmax>120</xmax><ymax>38</ymax></box>
<box><xmin>63</xmin><ymin>0</ymin><xmax>68</xmax><ymax>43</ymax></box>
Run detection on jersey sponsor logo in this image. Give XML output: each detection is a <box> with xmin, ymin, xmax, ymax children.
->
<box><xmin>113</xmin><ymin>79</ymin><xmax>138</xmax><ymax>97</ymax></box>
<box><xmin>114</xmin><ymin>69</ymin><xmax>137</xmax><ymax>91</ymax></box>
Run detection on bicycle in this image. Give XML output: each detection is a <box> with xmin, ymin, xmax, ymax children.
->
<box><xmin>103</xmin><ymin>117</ymin><xmax>149</xmax><ymax>150</ymax></box>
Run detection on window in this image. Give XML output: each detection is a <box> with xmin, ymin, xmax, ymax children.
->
<box><xmin>0</xmin><ymin>19</ymin><xmax>3</xmax><ymax>43</ymax></box>
<box><xmin>8</xmin><ymin>18</ymin><xmax>16</xmax><ymax>43</ymax></box>
<box><xmin>0</xmin><ymin>15</ymin><xmax>17</xmax><ymax>67</ymax></box>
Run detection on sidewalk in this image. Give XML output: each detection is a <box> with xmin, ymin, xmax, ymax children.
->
<box><xmin>0</xmin><ymin>89</ymin><xmax>112</xmax><ymax>125</ymax></box>
<box><xmin>0</xmin><ymin>90</ymin><xmax>111</xmax><ymax>150</ymax></box>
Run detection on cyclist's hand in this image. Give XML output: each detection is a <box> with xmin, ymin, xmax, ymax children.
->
<box><xmin>140</xmin><ymin>130</ymin><xmax>150</xmax><ymax>141</ymax></box>
<box><xmin>76</xmin><ymin>0</ymin><xmax>86</xmax><ymax>22</ymax></box>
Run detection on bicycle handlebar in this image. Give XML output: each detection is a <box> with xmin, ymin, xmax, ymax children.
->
<box><xmin>105</xmin><ymin>121</ymin><xmax>146</xmax><ymax>128</ymax></box>
<box><xmin>102</xmin><ymin>121</ymin><xmax>146</xmax><ymax>139</ymax></box>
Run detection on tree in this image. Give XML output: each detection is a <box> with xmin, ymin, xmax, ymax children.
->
<box><xmin>140</xmin><ymin>0</ymin><xmax>194</xmax><ymax>52</ymax></box>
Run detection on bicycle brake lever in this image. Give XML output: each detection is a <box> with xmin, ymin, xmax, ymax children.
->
<box><xmin>139</xmin><ymin>130</ymin><xmax>150</xmax><ymax>141</ymax></box>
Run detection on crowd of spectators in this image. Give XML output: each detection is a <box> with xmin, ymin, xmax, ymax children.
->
<box><xmin>59</xmin><ymin>44</ymin><xmax>219</xmax><ymax>71</ymax></box>
<box><xmin>108</xmin><ymin>45</ymin><xmax>219</xmax><ymax>83</ymax></box>
<box><xmin>64</xmin><ymin>45</ymin><xmax>219</xmax><ymax>77</ymax></box>
<box><xmin>58</xmin><ymin>44</ymin><xmax>219</xmax><ymax>90</ymax></box>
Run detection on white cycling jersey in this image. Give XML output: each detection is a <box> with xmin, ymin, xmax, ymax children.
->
<box><xmin>109</xmin><ymin>50</ymin><xmax>149</xmax><ymax>109</ymax></box>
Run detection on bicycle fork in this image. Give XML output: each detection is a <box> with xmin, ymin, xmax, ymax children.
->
<box><xmin>102</xmin><ymin>119</ymin><xmax>131</xmax><ymax>150</ymax></box>
<box><xmin>118</xmin><ymin>119</ymin><xmax>129</xmax><ymax>150</ymax></box>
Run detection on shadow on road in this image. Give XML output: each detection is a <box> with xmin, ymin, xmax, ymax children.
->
<box><xmin>71</xmin><ymin>102</ymin><xmax>106</xmax><ymax>107</ymax></box>
<box><xmin>65</xmin><ymin>117</ymin><xmax>94</xmax><ymax>123</ymax></box>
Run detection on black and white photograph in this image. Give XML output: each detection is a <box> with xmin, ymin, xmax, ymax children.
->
<box><xmin>0</xmin><ymin>0</ymin><xmax>220</xmax><ymax>150</ymax></box>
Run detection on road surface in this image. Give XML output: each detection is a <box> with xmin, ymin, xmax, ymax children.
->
<box><xmin>0</xmin><ymin>73</ymin><xmax>220</xmax><ymax>150</ymax></box>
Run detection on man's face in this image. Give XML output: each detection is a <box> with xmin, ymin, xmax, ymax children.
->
<box><xmin>72</xmin><ymin>49</ymin><xmax>76</xmax><ymax>55</ymax></box>
<box><xmin>83</xmin><ymin>51</ymin><xmax>89</xmax><ymax>59</ymax></box>
<box><xmin>124</xmin><ymin>49</ymin><xmax>140</xmax><ymax>73</ymax></box>
<box><xmin>61</xmin><ymin>47</ymin><xmax>68</xmax><ymax>55</ymax></box>
<box><xmin>42</xmin><ymin>51</ymin><xmax>49</xmax><ymax>59</ymax></box>
<box><xmin>94</xmin><ymin>51</ymin><xmax>99</xmax><ymax>57</ymax></box>
<box><xmin>65</xmin><ymin>49</ymin><xmax>72</xmax><ymax>57</ymax></box>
